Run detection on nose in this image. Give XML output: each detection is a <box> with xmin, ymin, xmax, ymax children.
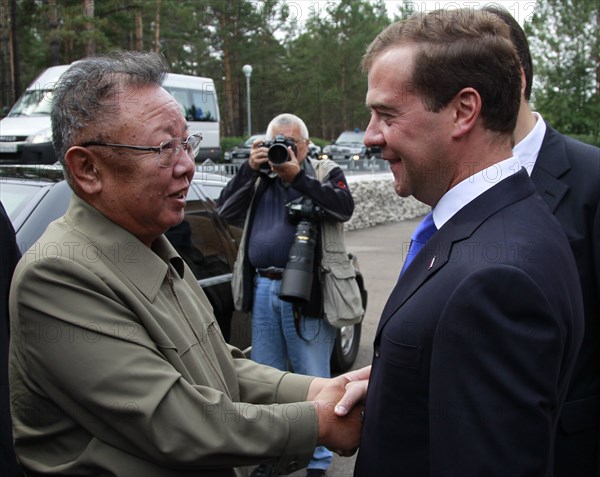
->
<box><xmin>364</xmin><ymin>116</ymin><xmax>384</xmax><ymax>148</ymax></box>
<box><xmin>172</xmin><ymin>145</ymin><xmax>195</xmax><ymax>177</ymax></box>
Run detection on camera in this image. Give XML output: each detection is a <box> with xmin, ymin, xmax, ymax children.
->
<box><xmin>260</xmin><ymin>134</ymin><xmax>298</xmax><ymax>165</ymax></box>
<box><xmin>279</xmin><ymin>197</ymin><xmax>323</xmax><ymax>304</ymax></box>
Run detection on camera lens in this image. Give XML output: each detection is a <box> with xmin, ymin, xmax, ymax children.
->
<box><xmin>279</xmin><ymin>220</ymin><xmax>317</xmax><ymax>303</ymax></box>
<box><xmin>268</xmin><ymin>143</ymin><xmax>290</xmax><ymax>164</ymax></box>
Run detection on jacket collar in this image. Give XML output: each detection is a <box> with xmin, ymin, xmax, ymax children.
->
<box><xmin>65</xmin><ymin>195</ymin><xmax>184</xmax><ymax>301</ymax></box>
<box><xmin>376</xmin><ymin>168</ymin><xmax>536</xmax><ymax>337</ymax></box>
<box><xmin>529</xmin><ymin>123</ymin><xmax>571</xmax><ymax>213</ymax></box>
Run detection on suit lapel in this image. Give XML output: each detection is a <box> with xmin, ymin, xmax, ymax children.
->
<box><xmin>376</xmin><ymin>231</ymin><xmax>450</xmax><ymax>336</ymax></box>
<box><xmin>376</xmin><ymin>169</ymin><xmax>536</xmax><ymax>339</ymax></box>
<box><xmin>530</xmin><ymin>124</ymin><xmax>571</xmax><ymax>213</ymax></box>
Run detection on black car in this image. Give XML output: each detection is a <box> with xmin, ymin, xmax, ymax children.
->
<box><xmin>223</xmin><ymin>134</ymin><xmax>264</xmax><ymax>165</ymax></box>
<box><xmin>1</xmin><ymin>165</ymin><xmax>365</xmax><ymax>372</ymax></box>
<box><xmin>321</xmin><ymin>130</ymin><xmax>384</xmax><ymax>170</ymax></box>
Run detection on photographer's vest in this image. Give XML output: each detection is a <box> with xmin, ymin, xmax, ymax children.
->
<box><xmin>231</xmin><ymin>158</ymin><xmax>364</xmax><ymax>327</ymax></box>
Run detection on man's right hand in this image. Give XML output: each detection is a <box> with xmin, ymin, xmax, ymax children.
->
<box><xmin>311</xmin><ymin>379</ymin><xmax>363</xmax><ymax>455</ymax></box>
<box><xmin>248</xmin><ymin>139</ymin><xmax>270</xmax><ymax>171</ymax></box>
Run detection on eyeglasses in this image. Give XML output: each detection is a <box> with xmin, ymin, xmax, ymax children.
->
<box><xmin>80</xmin><ymin>133</ymin><xmax>203</xmax><ymax>168</ymax></box>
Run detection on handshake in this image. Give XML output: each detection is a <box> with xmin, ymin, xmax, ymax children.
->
<box><xmin>308</xmin><ymin>365</ymin><xmax>371</xmax><ymax>456</ymax></box>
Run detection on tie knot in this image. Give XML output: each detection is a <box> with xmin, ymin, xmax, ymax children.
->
<box><xmin>412</xmin><ymin>211</ymin><xmax>437</xmax><ymax>244</ymax></box>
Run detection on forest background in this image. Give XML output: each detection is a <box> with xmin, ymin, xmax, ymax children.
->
<box><xmin>1</xmin><ymin>0</ymin><xmax>598</xmax><ymax>152</ymax></box>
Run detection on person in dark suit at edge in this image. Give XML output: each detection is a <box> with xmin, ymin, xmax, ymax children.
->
<box><xmin>484</xmin><ymin>6</ymin><xmax>600</xmax><ymax>476</ymax></box>
<box><xmin>0</xmin><ymin>201</ymin><xmax>22</xmax><ymax>477</ymax></box>
<box><xmin>345</xmin><ymin>8</ymin><xmax>584</xmax><ymax>476</ymax></box>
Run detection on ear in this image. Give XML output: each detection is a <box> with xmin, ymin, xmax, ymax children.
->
<box><xmin>64</xmin><ymin>146</ymin><xmax>103</xmax><ymax>195</ymax></box>
<box><xmin>520</xmin><ymin>67</ymin><xmax>527</xmax><ymax>98</ymax></box>
<box><xmin>451</xmin><ymin>87</ymin><xmax>481</xmax><ymax>139</ymax></box>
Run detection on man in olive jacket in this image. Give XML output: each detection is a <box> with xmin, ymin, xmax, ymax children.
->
<box><xmin>8</xmin><ymin>51</ymin><xmax>365</xmax><ymax>477</ymax></box>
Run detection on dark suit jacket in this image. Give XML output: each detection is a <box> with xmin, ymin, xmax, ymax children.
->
<box><xmin>355</xmin><ymin>169</ymin><xmax>584</xmax><ymax>477</ymax></box>
<box><xmin>1</xmin><ymin>202</ymin><xmax>21</xmax><ymax>476</ymax></box>
<box><xmin>531</xmin><ymin>125</ymin><xmax>600</xmax><ymax>477</ymax></box>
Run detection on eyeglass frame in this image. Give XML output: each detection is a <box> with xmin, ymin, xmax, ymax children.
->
<box><xmin>80</xmin><ymin>132</ymin><xmax>203</xmax><ymax>167</ymax></box>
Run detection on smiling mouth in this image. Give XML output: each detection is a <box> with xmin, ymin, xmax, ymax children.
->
<box><xmin>170</xmin><ymin>189</ymin><xmax>188</xmax><ymax>200</ymax></box>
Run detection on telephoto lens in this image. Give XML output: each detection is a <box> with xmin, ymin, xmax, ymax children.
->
<box><xmin>279</xmin><ymin>220</ymin><xmax>317</xmax><ymax>303</ymax></box>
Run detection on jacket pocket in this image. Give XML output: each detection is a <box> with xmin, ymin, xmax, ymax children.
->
<box><xmin>560</xmin><ymin>395</ymin><xmax>600</xmax><ymax>433</ymax></box>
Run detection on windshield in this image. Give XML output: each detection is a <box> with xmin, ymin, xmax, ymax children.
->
<box><xmin>163</xmin><ymin>86</ymin><xmax>219</xmax><ymax>122</ymax></box>
<box><xmin>0</xmin><ymin>182</ymin><xmax>46</xmax><ymax>220</ymax></box>
<box><xmin>336</xmin><ymin>131</ymin><xmax>365</xmax><ymax>145</ymax></box>
<box><xmin>9</xmin><ymin>90</ymin><xmax>55</xmax><ymax>117</ymax></box>
<box><xmin>243</xmin><ymin>135</ymin><xmax>264</xmax><ymax>147</ymax></box>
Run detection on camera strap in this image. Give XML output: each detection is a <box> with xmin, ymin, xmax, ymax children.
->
<box><xmin>292</xmin><ymin>303</ymin><xmax>322</xmax><ymax>343</ymax></box>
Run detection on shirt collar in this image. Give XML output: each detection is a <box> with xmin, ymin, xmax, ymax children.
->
<box><xmin>67</xmin><ymin>195</ymin><xmax>185</xmax><ymax>301</ymax></box>
<box><xmin>513</xmin><ymin>112</ymin><xmax>546</xmax><ymax>175</ymax></box>
<box><xmin>433</xmin><ymin>156</ymin><xmax>522</xmax><ymax>229</ymax></box>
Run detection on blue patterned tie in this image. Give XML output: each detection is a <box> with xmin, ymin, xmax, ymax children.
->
<box><xmin>401</xmin><ymin>212</ymin><xmax>437</xmax><ymax>275</ymax></box>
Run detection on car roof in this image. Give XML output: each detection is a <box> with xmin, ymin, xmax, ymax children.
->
<box><xmin>0</xmin><ymin>164</ymin><xmax>65</xmax><ymax>183</ymax></box>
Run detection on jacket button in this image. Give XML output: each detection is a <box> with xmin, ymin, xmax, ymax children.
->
<box><xmin>374</xmin><ymin>347</ymin><xmax>380</xmax><ymax>358</ymax></box>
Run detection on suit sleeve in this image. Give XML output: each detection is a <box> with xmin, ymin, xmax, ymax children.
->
<box><xmin>428</xmin><ymin>265</ymin><xmax>580</xmax><ymax>477</ymax></box>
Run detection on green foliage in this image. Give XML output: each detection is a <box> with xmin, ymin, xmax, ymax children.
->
<box><xmin>281</xmin><ymin>0</ymin><xmax>390</xmax><ymax>139</ymax></box>
<box><xmin>5</xmin><ymin>0</ymin><xmax>598</xmax><ymax>141</ymax></box>
<box><xmin>526</xmin><ymin>0</ymin><xmax>599</xmax><ymax>136</ymax></box>
<box><xmin>310</xmin><ymin>137</ymin><xmax>329</xmax><ymax>149</ymax></box>
<box><xmin>221</xmin><ymin>136</ymin><xmax>246</xmax><ymax>152</ymax></box>
<box><xmin>569</xmin><ymin>134</ymin><xmax>600</xmax><ymax>148</ymax></box>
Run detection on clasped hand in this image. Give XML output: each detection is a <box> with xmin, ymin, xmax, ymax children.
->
<box><xmin>308</xmin><ymin>365</ymin><xmax>370</xmax><ymax>456</ymax></box>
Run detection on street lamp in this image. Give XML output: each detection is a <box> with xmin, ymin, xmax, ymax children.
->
<box><xmin>242</xmin><ymin>64</ymin><xmax>252</xmax><ymax>137</ymax></box>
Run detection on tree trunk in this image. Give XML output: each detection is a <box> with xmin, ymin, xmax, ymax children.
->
<box><xmin>153</xmin><ymin>0</ymin><xmax>161</xmax><ymax>53</ymax></box>
<box><xmin>83</xmin><ymin>0</ymin><xmax>95</xmax><ymax>57</ymax></box>
<box><xmin>218</xmin><ymin>11</ymin><xmax>235</xmax><ymax>137</ymax></box>
<box><xmin>48</xmin><ymin>0</ymin><xmax>60</xmax><ymax>65</ymax></box>
<box><xmin>0</xmin><ymin>0</ymin><xmax>9</xmax><ymax>110</ymax></box>
<box><xmin>135</xmin><ymin>7</ymin><xmax>143</xmax><ymax>51</ymax></box>
<box><xmin>592</xmin><ymin>7</ymin><xmax>600</xmax><ymax>96</ymax></box>
<box><xmin>9</xmin><ymin>0</ymin><xmax>20</xmax><ymax>99</ymax></box>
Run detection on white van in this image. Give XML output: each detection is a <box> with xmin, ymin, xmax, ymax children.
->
<box><xmin>0</xmin><ymin>64</ymin><xmax>221</xmax><ymax>164</ymax></box>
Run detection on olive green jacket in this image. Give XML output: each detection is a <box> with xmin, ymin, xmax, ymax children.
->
<box><xmin>9</xmin><ymin>195</ymin><xmax>317</xmax><ymax>476</ymax></box>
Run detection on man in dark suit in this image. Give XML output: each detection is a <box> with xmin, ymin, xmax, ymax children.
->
<box><xmin>485</xmin><ymin>7</ymin><xmax>600</xmax><ymax>476</ymax></box>
<box><xmin>0</xmin><ymin>201</ymin><xmax>22</xmax><ymax>476</ymax></box>
<box><xmin>354</xmin><ymin>9</ymin><xmax>585</xmax><ymax>476</ymax></box>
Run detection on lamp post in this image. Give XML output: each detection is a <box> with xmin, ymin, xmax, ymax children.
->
<box><xmin>242</xmin><ymin>64</ymin><xmax>252</xmax><ymax>137</ymax></box>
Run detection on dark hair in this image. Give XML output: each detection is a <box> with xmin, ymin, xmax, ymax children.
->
<box><xmin>50</xmin><ymin>50</ymin><xmax>169</xmax><ymax>184</ymax></box>
<box><xmin>362</xmin><ymin>8</ymin><xmax>522</xmax><ymax>135</ymax></box>
<box><xmin>482</xmin><ymin>6</ymin><xmax>533</xmax><ymax>101</ymax></box>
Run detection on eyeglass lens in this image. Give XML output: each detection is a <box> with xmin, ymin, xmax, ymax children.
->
<box><xmin>158</xmin><ymin>135</ymin><xmax>202</xmax><ymax>167</ymax></box>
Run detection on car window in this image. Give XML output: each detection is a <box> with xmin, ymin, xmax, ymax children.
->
<box><xmin>336</xmin><ymin>131</ymin><xmax>365</xmax><ymax>144</ymax></box>
<box><xmin>0</xmin><ymin>182</ymin><xmax>48</xmax><ymax>220</ymax></box>
<box><xmin>163</xmin><ymin>86</ymin><xmax>219</xmax><ymax>123</ymax></box>
<box><xmin>166</xmin><ymin>183</ymin><xmax>239</xmax><ymax>275</ymax></box>
<box><xmin>243</xmin><ymin>135</ymin><xmax>263</xmax><ymax>147</ymax></box>
<box><xmin>8</xmin><ymin>89</ymin><xmax>54</xmax><ymax>117</ymax></box>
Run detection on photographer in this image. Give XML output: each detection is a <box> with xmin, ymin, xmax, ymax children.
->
<box><xmin>218</xmin><ymin>114</ymin><xmax>354</xmax><ymax>477</ymax></box>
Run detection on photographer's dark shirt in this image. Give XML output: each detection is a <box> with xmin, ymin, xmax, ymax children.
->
<box><xmin>247</xmin><ymin>177</ymin><xmax>301</xmax><ymax>270</ymax></box>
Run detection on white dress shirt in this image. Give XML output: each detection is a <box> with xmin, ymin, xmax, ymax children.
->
<box><xmin>513</xmin><ymin>112</ymin><xmax>547</xmax><ymax>175</ymax></box>
<box><xmin>432</xmin><ymin>156</ymin><xmax>522</xmax><ymax>229</ymax></box>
